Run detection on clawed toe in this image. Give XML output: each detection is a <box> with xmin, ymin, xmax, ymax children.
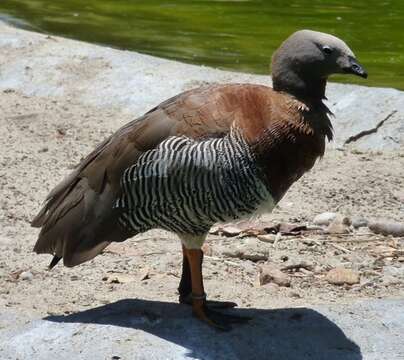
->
<box><xmin>192</xmin><ymin>304</ymin><xmax>232</xmax><ymax>331</ymax></box>
<box><xmin>192</xmin><ymin>299</ymin><xmax>251</xmax><ymax>330</ymax></box>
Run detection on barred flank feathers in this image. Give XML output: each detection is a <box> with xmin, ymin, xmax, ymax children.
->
<box><xmin>115</xmin><ymin>128</ymin><xmax>273</xmax><ymax>236</ymax></box>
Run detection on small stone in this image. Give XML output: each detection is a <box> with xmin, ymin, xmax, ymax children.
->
<box><xmin>70</xmin><ymin>275</ymin><xmax>79</xmax><ymax>281</ymax></box>
<box><xmin>257</xmin><ymin>234</ymin><xmax>276</xmax><ymax>243</ymax></box>
<box><xmin>369</xmin><ymin>220</ymin><xmax>404</xmax><ymax>237</ymax></box>
<box><xmin>19</xmin><ymin>271</ymin><xmax>33</xmax><ymax>281</ymax></box>
<box><xmin>258</xmin><ymin>264</ymin><xmax>291</xmax><ymax>287</ymax></box>
<box><xmin>326</xmin><ymin>268</ymin><xmax>360</xmax><ymax>285</ymax></box>
<box><xmin>313</xmin><ymin>212</ymin><xmax>338</xmax><ymax>226</ymax></box>
<box><xmin>351</xmin><ymin>216</ymin><xmax>368</xmax><ymax>229</ymax></box>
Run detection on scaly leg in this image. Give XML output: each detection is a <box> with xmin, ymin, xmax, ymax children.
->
<box><xmin>184</xmin><ymin>247</ymin><xmax>250</xmax><ymax>331</ymax></box>
<box><xmin>178</xmin><ymin>245</ymin><xmax>237</xmax><ymax>309</ymax></box>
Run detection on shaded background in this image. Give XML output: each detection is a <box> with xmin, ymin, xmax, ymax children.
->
<box><xmin>0</xmin><ymin>0</ymin><xmax>403</xmax><ymax>89</ymax></box>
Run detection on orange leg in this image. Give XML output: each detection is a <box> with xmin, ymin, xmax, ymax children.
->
<box><xmin>184</xmin><ymin>247</ymin><xmax>250</xmax><ymax>331</ymax></box>
<box><xmin>178</xmin><ymin>245</ymin><xmax>237</xmax><ymax>308</ymax></box>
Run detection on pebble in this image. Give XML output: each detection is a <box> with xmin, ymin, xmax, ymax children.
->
<box><xmin>368</xmin><ymin>220</ymin><xmax>404</xmax><ymax>237</ymax></box>
<box><xmin>257</xmin><ymin>234</ymin><xmax>276</xmax><ymax>243</ymax></box>
<box><xmin>326</xmin><ymin>267</ymin><xmax>360</xmax><ymax>285</ymax></box>
<box><xmin>258</xmin><ymin>264</ymin><xmax>291</xmax><ymax>287</ymax></box>
<box><xmin>351</xmin><ymin>216</ymin><xmax>368</xmax><ymax>229</ymax></box>
<box><xmin>313</xmin><ymin>212</ymin><xmax>337</xmax><ymax>226</ymax></box>
<box><xmin>19</xmin><ymin>271</ymin><xmax>33</xmax><ymax>281</ymax></box>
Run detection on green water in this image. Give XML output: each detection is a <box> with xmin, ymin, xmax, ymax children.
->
<box><xmin>1</xmin><ymin>0</ymin><xmax>404</xmax><ymax>89</ymax></box>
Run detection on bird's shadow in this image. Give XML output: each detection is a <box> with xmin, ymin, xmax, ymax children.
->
<box><xmin>46</xmin><ymin>299</ymin><xmax>362</xmax><ymax>360</ymax></box>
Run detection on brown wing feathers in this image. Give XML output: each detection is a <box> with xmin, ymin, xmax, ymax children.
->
<box><xmin>32</xmin><ymin>85</ymin><xmax>244</xmax><ymax>266</ymax></box>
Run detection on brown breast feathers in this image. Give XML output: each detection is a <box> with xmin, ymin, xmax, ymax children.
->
<box><xmin>221</xmin><ymin>85</ymin><xmax>332</xmax><ymax>202</ymax></box>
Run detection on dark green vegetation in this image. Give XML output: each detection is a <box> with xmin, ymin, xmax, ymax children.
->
<box><xmin>1</xmin><ymin>0</ymin><xmax>403</xmax><ymax>89</ymax></box>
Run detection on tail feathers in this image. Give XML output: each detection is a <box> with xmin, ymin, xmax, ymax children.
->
<box><xmin>49</xmin><ymin>256</ymin><xmax>61</xmax><ymax>269</ymax></box>
<box><xmin>33</xmin><ymin>178</ymin><xmax>131</xmax><ymax>267</ymax></box>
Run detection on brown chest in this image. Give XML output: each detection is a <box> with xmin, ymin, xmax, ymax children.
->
<box><xmin>247</xmin><ymin>111</ymin><xmax>329</xmax><ymax>202</ymax></box>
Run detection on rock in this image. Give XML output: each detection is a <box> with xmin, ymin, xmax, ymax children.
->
<box><xmin>368</xmin><ymin>220</ymin><xmax>404</xmax><ymax>237</ymax></box>
<box><xmin>257</xmin><ymin>234</ymin><xmax>276</xmax><ymax>243</ymax></box>
<box><xmin>326</xmin><ymin>268</ymin><xmax>360</xmax><ymax>285</ymax></box>
<box><xmin>19</xmin><ymin>271</ymin><xmax>33</xmax><ymax>281</ymax></box>
<box><xmin>313</xmin><ymin>212</ymin><xmax>337</xmax><ymax>226</ymax></box>
<box><xmin>258</xmin><ymin>264</ymin><xmax>291</xmax><ymax>287</ymax></box>
<box><xmin>351</xmin><ymin>216</ymin><xmax>368</xmax><ymax>229</ymax></box>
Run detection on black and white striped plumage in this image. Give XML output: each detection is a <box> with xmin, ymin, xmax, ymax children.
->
<box><xmin>115</xmin><ymin>128</ymin><xmax>274</xmax><ymax>248</ymax></box>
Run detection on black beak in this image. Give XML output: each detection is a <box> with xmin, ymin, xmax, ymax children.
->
<box><xmin>344</xmin><ymin>56</ymin><xmax>368</xmax><ymax>78</ymax></box>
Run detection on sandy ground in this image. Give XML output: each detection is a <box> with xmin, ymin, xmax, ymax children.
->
<box><xmin>1</xmin><ymin>88</ymin><xmax>403</xmax><ymax>322</ymax></box>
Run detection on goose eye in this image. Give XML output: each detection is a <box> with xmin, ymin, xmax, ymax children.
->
<box><xmin>322</xmin><ymin>46</ymin><xmax>333</xmax><ymax>55</ymax></box>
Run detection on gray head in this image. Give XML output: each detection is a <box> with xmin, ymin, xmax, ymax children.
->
<box><xmin>272</xmin><ymin>30</ymin><xmax>367</xmax><ymax>100</ymax></box>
